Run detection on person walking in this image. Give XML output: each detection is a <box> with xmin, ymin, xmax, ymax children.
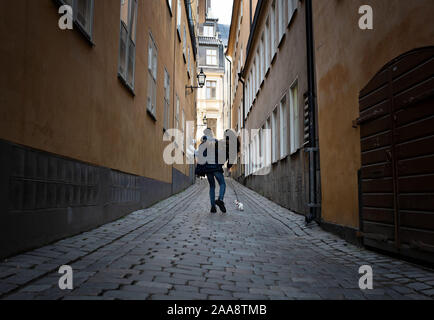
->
<box><xmin>195</xmin><ymin>129</ymin><xmax>227</xmax><ymax>213</ymax></box>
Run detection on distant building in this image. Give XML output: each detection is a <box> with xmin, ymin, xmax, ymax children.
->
<box><xmin>196</xmin><ymin>10</ymin><xmax>226</xmax><ymax>140</ymax></box>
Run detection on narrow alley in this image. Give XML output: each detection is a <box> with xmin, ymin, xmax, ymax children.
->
<box><xmin>1</xmin><ymin>180</ymin><xmax>433</xmax><ymax>300</ymax></box>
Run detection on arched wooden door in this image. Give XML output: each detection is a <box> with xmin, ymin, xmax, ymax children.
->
<box><xmin>358</xmin><ymin>47</ymin><xmax>434</xmax><ymax>264</ymax></box>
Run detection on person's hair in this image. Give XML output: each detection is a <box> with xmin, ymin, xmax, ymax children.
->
<box><xmin>203</xmin><ymin>127</ymin><xmax>214</xmax><ymax>138</ymax></box>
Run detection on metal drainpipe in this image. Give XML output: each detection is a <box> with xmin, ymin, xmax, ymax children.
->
<box><xmin>305</xmin><ymin>0</ymin><xmax>320</xmax><ymax>224</ymax></box>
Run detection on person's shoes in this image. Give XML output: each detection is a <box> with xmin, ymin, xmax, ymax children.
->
<box><xmin>211</xmin><ymin>206</ymin><xmax>217</xmax><ymax>213</ymax></box>
<box><xmin>215</xmin><ymin>200</ymin><xmax>227</xmax><ymax>213</ymax></box>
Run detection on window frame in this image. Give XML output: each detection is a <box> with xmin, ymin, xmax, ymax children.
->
<box><xmin>59</xmin><ymin>0</ymin><xmax>95</xmax><ymax>43</ymax></box>
<box><xmin>206</xmin><ymin>80</ymin><xmax>217</xmax><ymax>99</ymax></box>
<box><xmin>279</xmin><ymin>93</ymin><xmax>288</xmax><ymax>159</ymax></box>
<box><xmin>163</xmin><ymin>68</ymin><xmax>171</xmax><ymax>131</ymax></box>
<box><xmin>270</xmin><ymin>1</ymin><xmax>277</xmax><ymax>62</ymax></box>
<box><xmin>147</xmin><ymin>32</ymin><xmax>158</xmax><ymax>119</ymax></box>
<box><xmin>288</xmin><ymin>0</ymin><xmax>298</xmax><ymax>27</ymax></box>
<box><xmin>289</xmin><ymin>79</ymin><xmax>300</xmax><ymax>155</ymax></box>
<box><xmin>118</xmin><ymin>0</ymin><xmax>138</xmax><ymax>92</ymax></box>
<box><xmin>271</xmin><ymin>106</ymin><xmax>279</xmax><ymax>164</ymax></box>
<box><xmin>167</xmin><ymin>0</ymin><xmax>173</xmax><ymax>15</ymax></box>
<box><xmin>176</xmin><ymin>0</ymin><xmax>182</xmax><ymax>40</ymax></box>
<box><xmin>265</xmin><ymin>18</ymin><xmax>270</xmax><ymax>74</ymax></box>
<box><xmin>206</xmin><ymin>49</ymin><xmax>218</xmax><ymax>66</ymax></box>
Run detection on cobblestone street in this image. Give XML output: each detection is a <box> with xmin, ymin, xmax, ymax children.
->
<box><xmin>1</xmin><ymin>180</ymin><xmax>434</xmax><ymax>300</ymax></box>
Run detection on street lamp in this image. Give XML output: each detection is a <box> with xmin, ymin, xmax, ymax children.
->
<box><xmin>186</xmin><ymin>68</ymin><xmax>206</xmax><ymax>92</ymax></box>
<box><xmin>197</xmin><ymin>68</ymin><xmax>206</xmax><ymax>88</ymax></box>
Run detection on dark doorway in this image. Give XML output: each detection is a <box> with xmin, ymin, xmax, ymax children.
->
<box><xmin>358</xmin><ymin>47</ymin><xmax>434</xmax><ymax>264</ymax></box>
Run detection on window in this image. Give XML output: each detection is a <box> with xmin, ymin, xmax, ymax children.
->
<box><xmin>272</xmin><ymin>107</ymin><xmax>279</xmax><ymax>163</ymax></box>
<box><xmin>176</xmin><ymin>0</ymin><xmax>181</xmax><ymax>37</ymax></box>
<box><xmin>182</xmin><ymin>109</ymin><xmax>185</xmax><ymax>133</ymax></box>
<box><xmin>271</xmin><ymin>0</ymin><xmax>277</xmax><ymax>57</ymax></box>
<box><xmin>240</xmin><ymin>46</ymin><xmax>243</xmax><ymax>70</ymax></box>
<box><xmin>206</xmin><ymin>49</ymin><xmax>217</xmax><ymax>65</ymax></box>
<box><xmin>206</xmin><ymin>80</ymin><xmax>217</xmax><ymax>99</ymax></box>
<box><xmin>265</xmin><ymin>18</ymin><xmax>270</xmax><ymax>71</ymax></box>
<box><xmin>288</xmin><ymin>0</ymin><xmax>297</xmax><ymax>25</ymax></box>
<box><xmin>238</xmin><ymin>106</ymin><xmax>241</xmax><ymax>132</ymax></box>
<box><xmin>249</xmin><ymin>70</ymin><xmax>253</xmax><ymax>108</ymax></box>
<box><xmin>253</xmin><ymin>135</ymin><xmax>258</xmax><ymax>172</ymax></box>
<box><xmin>256</xmin><ymin>51</ymin><xmax>260</xmax><ymax>93</ymax></box>
<box><xmin>278</xmin><ymin>0</ymin><xmax>285</xmax><ymax>42</ymax></box>
<box><xmin>119</xmin><ymin>0</ymin><xmax>138</xmax><ymax>89</ymax></box>
<box><xmin>265</xmin><ymin>118</ymin><xmax>271</xmax><ymax>167</ymax></box>
<box><xmin>290</xmin><ymin>81</ymin><xmax>300</xmax><ymax>154</ymax></box>
<box><xmin>252</xmin><ymin>60</ymin><xmax>256</xmax><ymax>98</ymax></box>
<box><xmin>167</xmin><ymin>0</ymin><xmax>172</xmax><ymax>14</ymax></box>
<box><xmin>164</xmin><ymin>69</ymin><xmax>170</xmax><ymax>130</ymax></box>
<box><xmin>280</xmin><ymin>94</ymin><xmax>288</xmax><ymax>158</ymax></box>
<box><xmin>260</xmin><ymin>34</ymin><xmax>265</xmax><ymax>83</ymax></box>
<box><xmin>175</xmin><ymin>95</ymin><xmax>180</xmax><ymax>129</ymax></box>
<box><xmin>147</xmin><ymin>33</ymin><xmax>158</xmax><ymax>117</ymax></box>
<box><xmin>62</xmin><ymin>0</ymin><xmax>94</xmax><ymax>39</ymax></box>
<box><xmin>183</xmin><ymin>26</ymin><xmax>187</xmax><ymax>59</ymax></box>
<box><xmin>187</xmin><ymin>47</ymin><xmax>191</xmax><ymax>76</ymax></box>
<box><xmin>203</xmin><ymin>25</ymin><xmax>214</xmax><ymax>37</ymax></box>
<box><xmin>259</xmin><ymin>128</ymin><xmax>264</xmax><ymax>169</ymax></box>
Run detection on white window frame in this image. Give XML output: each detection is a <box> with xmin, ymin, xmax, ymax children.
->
<box><xmin>167</xmin><ymin>0</ymin><xmax>172</xmax><ymax>15</ymax></box>
<box><xmin>279</xmin><ymin>94</ymin><xmax>288</xmax><ymax>159</ymax></box>
<box><xmin>271</xmin><ymin>106</ymin><xmax>279</xmax><ymax>163</ymax></box>
<box><xmin>206</xmin><ymin>80</ymin><xmax>217</xmax><ymax>99</ymax></box>
<box><xmin>271</xmin><ymin>1</ymin><xmax>277</xmax><ymax>60</ymax></box>
<box><xmin>176</xmin><ymin>0</ymin><xmax>181</xmax><ymax>39</ymax></box>
<box><xmin>182</xmin><ymin>109</ymin><xmax>185</xmax><ymax>133</ymax></box>
<box><xmin>265</xmin><ymin>118</ymin><xmax>271</xmax><ymax>167</ymax></box>
<box><xmin>278</xmin><ymin>0</ymin><xmax>286</xmax><ymax>43</ymax></box>
<box><xmin>260</xmin><ymin>34</ymin><xmax>265</xmax><ymax>83</ymax></box>
<box><xmin>118</xmin><ymin>0</ymin><xmax>138</xmax><ymax>90</ymax></box>
<box><xmin>187</xmin><ymin>47</ymin><xmax>191</xmax><ymax>77</ymax></box>
<box><xmin>163</xmin><ymin>68</ymin><xmax>170</xmax><ymax>130</ymax></box>
<box><xmin>256</xmin><ymin>51</ymin><xmax>260</xmax><ymax>94</ymax></box>
<box><xmin>183</xmin><ymin>25</ymin><xmax>187</xmax><ymax>60</ymax></box>
<box><xmin>206</xmin><ymin>49</ymin><xmax>217</xmax><ymax>65</ymax></box>
<box><xmin>252</xmin><ymin>60</ymin><xmax>256</xmax><ymax>98</ymax></box>
<box><xmin>290</xmin><ymin>79</ymin><xmax>300</xmax><ymax>154</ymax></box>
<box><xmin>288</xmin><ymin>0</ymin><xmax>297</xmax><ymax>26</ymax></box>
<box><xmin>147</xmin><ymin>32</ymin><xmax>158</xmax><ymax>118</ymax></box>
<box><xmin>203</xmin><ymin>25</ymin><xmax>214</xmax><ymax>37</ymax></box>
<box><xmin>265</xmin><ymin>18</ymin><xmax>270</xmax><ymax>73</ymax></box>
<box><xmin>175</xmin><ymin>95</ymin><xmax>180</xmax><ymax>130</ymax></box>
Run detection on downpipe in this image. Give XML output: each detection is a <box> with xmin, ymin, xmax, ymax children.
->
<box><xmin>305</xmin><ymin>0</ymin><xmax>320</xmax><ymax>225</ymax></box>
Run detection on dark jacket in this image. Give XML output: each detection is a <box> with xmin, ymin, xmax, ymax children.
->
<box><xmin>195</xmin><ymin>138</ymin><xmax>224</xmax><ymax>176</ymax></box>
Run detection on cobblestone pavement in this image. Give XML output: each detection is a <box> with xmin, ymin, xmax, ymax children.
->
<box><xmin>1</xmin><ymin>179</ymin><xmax>434</xmax><ymax>300</ymax></box>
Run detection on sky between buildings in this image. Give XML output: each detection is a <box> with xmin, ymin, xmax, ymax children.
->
<box><xmin>209</xmin><ymin>0</ymin><xmax>233</xmax><ymax>25</ymax></box>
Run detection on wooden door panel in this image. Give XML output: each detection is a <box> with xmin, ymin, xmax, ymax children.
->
<box><xmin>359</xmin><ymin>47</ymin><xmax>434</xmax><ymax>263</ymax></box>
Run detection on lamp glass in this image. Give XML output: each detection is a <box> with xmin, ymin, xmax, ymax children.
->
<box><xmin>197</xmin><ymin>69</ymin><xmax>206</xmax><ymax>87</ymax></box>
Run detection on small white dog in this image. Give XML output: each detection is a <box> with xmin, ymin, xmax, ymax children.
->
<box><xmin>234</xmin><ymin>200</ymin><xmax>244</xmax><ymax>211</ymax></box>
